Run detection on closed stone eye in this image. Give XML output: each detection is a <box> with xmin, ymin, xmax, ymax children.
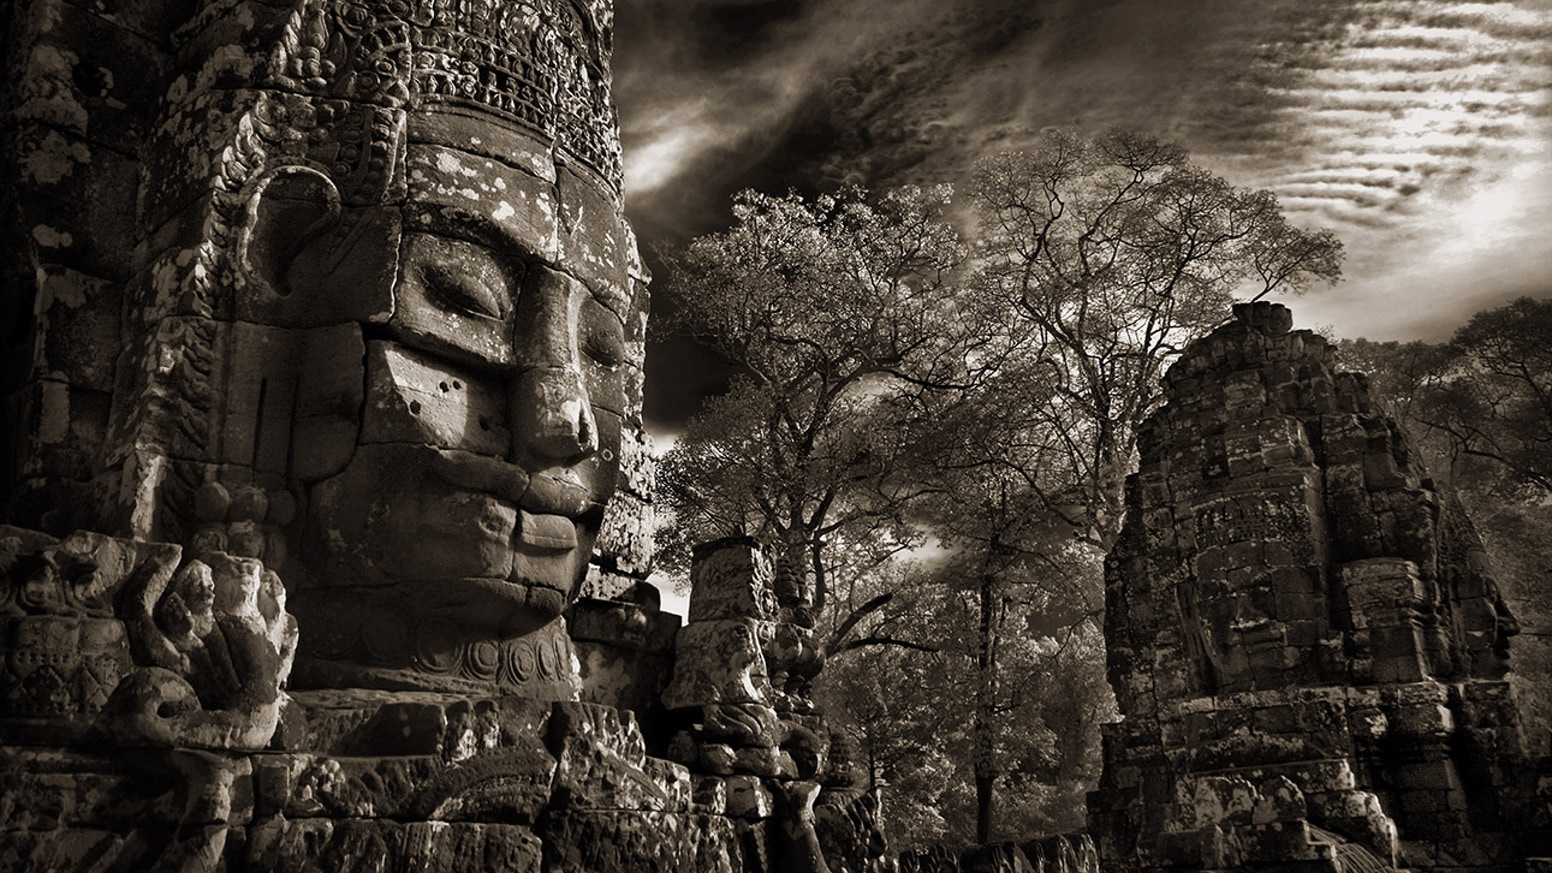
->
<box><xmin>422</xmin><ymin>250</ymin><xmax>509</xmax><ymax>320</ymax></box>
<box><xmin>582</xmin><ymin>330</ymin><xmax>624</xmax><ymax>368</ymax></box>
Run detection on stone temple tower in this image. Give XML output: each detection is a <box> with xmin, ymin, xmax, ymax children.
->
<box><xmin>1088</xmin><ymin>302</ymin><xmax>1548</xmax><ymax>871</ymax></box>
<box><xmin>3</xmin><ymin>0</ymin><xmax>655</xmax><ymax>692</ymax></box>
<box><xmin>0</xmin><ymin>0</ymin><xmax>886</xmax><ymax>869</ymax></box>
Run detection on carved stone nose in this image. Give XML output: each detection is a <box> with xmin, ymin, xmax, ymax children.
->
<box><xmin>511</xmin><ymin>366</ymin><xmax>598</xmax><ymax>463</ymax></box>
<box><xmin>509</xmin><ymin>266</ymin><xmax>597</xmax><ymax>464</ymax></box>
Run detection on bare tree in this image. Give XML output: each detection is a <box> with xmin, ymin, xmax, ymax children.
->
<box><xmin>969</xmin><ymin>129</ymin><xmax>1343</xmax><ymax>550</ymax></box>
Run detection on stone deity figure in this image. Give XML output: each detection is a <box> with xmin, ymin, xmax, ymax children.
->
<box><xmin>0</xmin><ymin>4</ymin><xmax>797</xmax><ymax>872</ymax></box>
<box><xmin>4</xmin><ymin>0</ymin><xmax>651</xmax><ymax>700</ymax></box>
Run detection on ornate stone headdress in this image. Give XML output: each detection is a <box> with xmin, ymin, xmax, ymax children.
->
<box><xmin>167</xmin><ymin>0</ymin><xmax>620</xmax><ymax>192</ymax></box>
<box><xmin>138</xmin><ymin>0</ymin><xmax>619</xmax><ymax>271</ymax></box>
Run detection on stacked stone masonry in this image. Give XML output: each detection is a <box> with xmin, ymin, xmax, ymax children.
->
<box><xmin>1089</xmin><ymin>302</ymin><xmax>1552</xmax><ymax>871</ymax></box>
<box><xmin>662</xmin><ymin>537</ymin><xmax>891</xmax><ymax>873</ymax></box>
<box><xmin>898</xmin><ymin>835</ymin><xmax>1100</xmax><ymax>873</ymax></box>
<box><xmin>0</xmin><ymin>0</ymin><xmax>883</xmax><ymax>869</ymax></box>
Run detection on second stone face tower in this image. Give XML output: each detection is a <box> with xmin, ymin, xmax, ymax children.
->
<box><xmin>1089</xmin><ymin>302</ymin><xmax>1538</xmax><ymax>871</ymax></box>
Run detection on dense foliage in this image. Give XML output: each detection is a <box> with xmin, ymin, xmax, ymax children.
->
<box><xmin>657</xmin><ymin>185</ymin><xmax>970</xmax><ymax>609</ymax></box>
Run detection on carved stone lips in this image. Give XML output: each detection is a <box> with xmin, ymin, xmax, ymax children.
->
<box><xmin>520</xmin><ymin>469</ymin><xmax>591</xmax><ymax>517</ymax></box>
<box><xmin>518</xmin><ymin>509</ymin><xmax>577</xmax><ymax>550</ymax></box>
<box><xmin>429</xmin><ymin>448</ymin><xmax>530</xmax><ymax>501</ymax></box>
<box><xmin>427</xmin><ymin>447</ymin><xmax>596</xmax><ymax>533</ymax></box>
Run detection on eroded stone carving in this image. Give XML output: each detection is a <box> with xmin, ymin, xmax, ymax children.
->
<box><xmin>0</xmin><ymin>0</ymin><xmax>766</xmax><ymax>870</ymax></box>
<box><xmin>107</xmin><ymin>550</ymin><xmax>297</xmax><ymax>749</ymax></box>
<box><xmin>101</xmin><ymin>0</ymin><xmax>647</xmax><ymax>694</ymax></box>
<box><xmin>0</xmin><ymin>526</ymin><xmax>295</xmax><ymax>750</ymax></box>
<box><xmin>663</xmin><ymin>537</ymin><xmax>894</xmax><ymax>873</ymax></box>
<box><xmin>2</xmin><ymin>0</ymin><xmax>649</xmax><ymax>697</ymax></box>
<box><xmin>1088</xmin><ymin>303</ymin><xmax>1546</xmax><ymax>872</ymax></box>
<box><xmin>0</xmin><ymin>530</ymin><xmax>134</xmax><ymax>726</ymax></box>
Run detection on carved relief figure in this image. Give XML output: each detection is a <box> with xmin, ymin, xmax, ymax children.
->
<box><xmin>290</xmin><ymin>100</ymin><xmax>634</xmax><ymax>693</ymax></box>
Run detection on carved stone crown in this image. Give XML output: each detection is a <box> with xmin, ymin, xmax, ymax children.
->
<box><xmin>400</xmin><ymin>0</ymin><xmax>620</xmax><ymax>187</ymax></box>
<box><xmin>183</xmin><ymin>0</ymin><xmax>622</xmax><ymax>189</ymax></box>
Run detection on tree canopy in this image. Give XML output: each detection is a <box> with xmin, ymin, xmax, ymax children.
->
<box><xmin>657</xmin><ymin>184</ymin><xmax>971</xmax><ymax>615</ymax></box>
<box><xmin>1343</xmin><ymin>296</ymin><xmax>1552</xmax><ymax>498</ymax></box>
<box><xmin>657</xmin><ymin>129</ymin><xmax>1347</xmax><ymax>849</ymax></box>
<box><xmin>931</xmin><ymin>131</ymin><xmax>1343</xmax><ymax>840</ymax></box>
<box><xmin>968</xmin><ymin>129</ymin><xmax>1344</xmax><ymax>547</ymax></box>
<box><xmin>1426</xmin><ymin>297</ymin><xmax>1552</xmax><ymax>495</ymax></box>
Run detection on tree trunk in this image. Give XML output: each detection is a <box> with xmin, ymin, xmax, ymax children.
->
<box><xmin>973</xmin><ymin>538</ymin><xmax>1000</xmax><ymax>845</ymax></box>
<box><xmin>775</xmin><ymin>529</ymin><xmax>814</xmax><ymax>610</ymax></box>
<box><xmin>975</xmin><ymin>768</ymin><xmax>996</xmax><ymax>846</ymax></box>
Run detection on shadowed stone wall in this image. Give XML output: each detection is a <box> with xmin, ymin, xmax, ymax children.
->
<box><xmin>898</xmin><ymin>834</ymin><xmax>1100</xmax><ymax>873</ymax></box>
<box><xmin>1089</xmin><ymin>302</ymin><xmax>1550</xmax><ymax>871</ymax></box>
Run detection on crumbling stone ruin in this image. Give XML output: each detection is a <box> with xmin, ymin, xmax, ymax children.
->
<box><xmin>5</xmin><ymin>0</ymin><xmax>1550</xmax><ymax>867</ymax></box>
<box><xmin>898</xmin><ymin>834</ymin><xmax>1100</xmax><ymax>873</ymax></box>
<box><xmin>663</xmin><ymin>538</ymin><xmax>889</xmax><ymax>873</ymax></box>
<box><xmin>0</xmin><ymin>0</ymin><xmax>884</xmax><ymax>870</ymax></box>
<box><xmin>1089</xmin><ymin>302</ymin><xmax>1551</xmax><ymax>871</ymax></box>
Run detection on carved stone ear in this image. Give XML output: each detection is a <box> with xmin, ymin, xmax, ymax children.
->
<box><xmin>233</xmin><ymin>166</ymin><xmax>400</xmax><ymax>328</ymax></box>
<box><xmin>237</xmin><ymin>166</ymin><xmax>342</xmax><ymax>299</ymax></box>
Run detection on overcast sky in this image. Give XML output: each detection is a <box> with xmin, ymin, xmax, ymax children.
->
<box><xmin>613</xmin><ymin>0</ymin><xmax>1552</xmax><ymax>427</ymax></box>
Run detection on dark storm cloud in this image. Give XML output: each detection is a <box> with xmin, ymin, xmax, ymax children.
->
<box><xmin>616</xmin><ymin>0</ymin><xmax>1053</xmax><ymax>230</ymax></box>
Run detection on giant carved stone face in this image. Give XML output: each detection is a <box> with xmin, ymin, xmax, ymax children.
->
<box><xmin>286</xmin><ymin>107</ymin><xmax>633</xmax><ymax>695</ymax></box>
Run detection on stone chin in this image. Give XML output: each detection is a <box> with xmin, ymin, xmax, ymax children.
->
<box><xmin>285</xmin><ymin>508</ymin><xmax>600</xmax><ymax>696</ymax></box>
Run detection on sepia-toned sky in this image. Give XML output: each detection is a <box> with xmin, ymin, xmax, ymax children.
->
<box><xmin>614</xmin><ymin>0</ymin><xmax>1552</xmax><ymax>425</ymax></box>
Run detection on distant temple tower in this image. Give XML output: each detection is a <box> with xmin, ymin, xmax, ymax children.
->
<box><xmin>1089</xmin><ymin>302</ymin><xmax>1547</xmax><ymax>871</ymax></box>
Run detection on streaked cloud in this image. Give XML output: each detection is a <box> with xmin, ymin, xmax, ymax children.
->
<box><xmin>1233</xmin><ymin>0</ymin><xmax>1552</xmax><ymax>337</ymax></box>
<box><xmin>615</xmin><ymin>0</ymin><xmax>1552</xmax><ymax>421</ymax></box>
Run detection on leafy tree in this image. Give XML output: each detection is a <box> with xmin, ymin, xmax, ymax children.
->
<box><xmin>657</xmin><ymin>184</ymin><xmax>972</xmax><ymax>624</ymax></box>
<box><xmin>901</xmin><ymin>354</ymin><xmax>1103</xmax><ymax>844</ymax></box>
<box><xmin>1424</xmin><ymin>297</ymin><xmax>1552</xmax><ymax>495</ymax></box>
<box><xmin>816</xmin><ymin>551</ymin><xmax>1112</xmax><ymax>851</ymax></box>
<box><xmin>887</xmin><ymin>129</ymin><xmax>1345</xmax><ymax>843</ymax></box>
<box><xmin>814</xmin><ymin>570</ymin><xmax>970</xmax><ymax>849</ymax></box>
<box><xmin>1344</xmin><ymin>297</ymin><xmax>1552</xmax><ymax>498</ymax></box>
<box><xmin>659</xmin><ymin>131</ymin><xmax>1345</xmax><ymax>849</ymax></box>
